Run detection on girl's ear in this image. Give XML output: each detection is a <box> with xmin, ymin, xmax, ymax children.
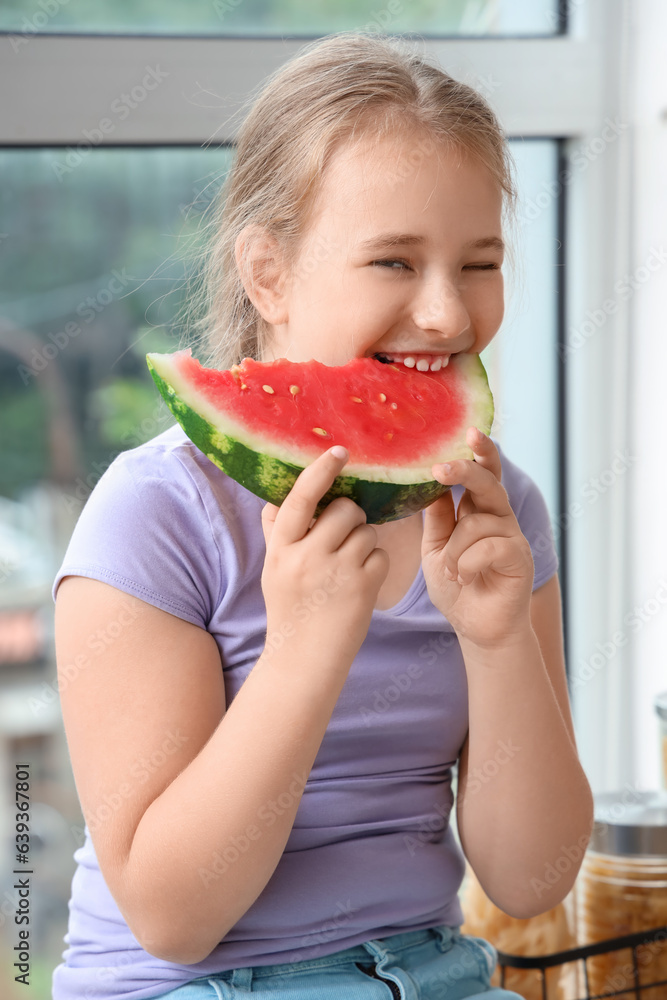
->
<box><xmin>235</xmin><ymin>224</ymin><xmax>289</xmax><ymax>325</ymax></box>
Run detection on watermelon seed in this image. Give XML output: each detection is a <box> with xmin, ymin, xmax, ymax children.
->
<box><xmin>262</xmin><ymin>384</ymin><xmax>275</xmax><ymax>394</ymax></box>
<box><xmin>350</xmin><ymin>396</ymin><xmax>363</xmax><ymax>403</ymax></box>
<box><xmin>312</xmin><ymin>427</ymin><xmax>329</xmax><ymax>437</ymax></box>
<box><xmin>289</xmin><ymin>385</ymin><xmax>300</xmax><ymax>395</ymax></box>
<box><xmin>390</xmin><ymin>402</ymin><xmax>398</xmax><ymax>410</ymax></box>
<box><xmin>241</xmin><ymin>383</ymin><xmax>248</xmax><ymax>390</ymax></box>
<box><xmin>378</xmin><ymin>392</ymin><xmax>387</xmax><ymax>402</ymax></box>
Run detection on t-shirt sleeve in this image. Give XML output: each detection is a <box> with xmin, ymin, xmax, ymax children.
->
<box><xmin>52</xmin><ymin>444</ymin><xmax>224</xmax><ymax>628</ymax></box>
<box><xmin>495</xmin><ymin>440</ymin><xmax>559</xmax><ymax>591</ymax></box>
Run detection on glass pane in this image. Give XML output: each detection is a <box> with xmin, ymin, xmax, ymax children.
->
<box><xmin>0</xmin><ymin>138</ymin><xmax>559</xmax><ymax>994</ymax></box>
<box><xmin>0</xmin><ymin>148</ymin><xmax>233</xmax><ymax>502</ymax></box>
<box><xmin>483</xmin><ymin>139</ymin><xmax>560</xmax><ymax>528</ymax></box>
<box><xmin>0</xmin><ymin>0</ymin><xmax>562</xmax><ymax>37</ymax></box>
<box><xmin>0</xmin><ymin>148</ymin><xmax>231</xmax><ymax>997</ymax></box>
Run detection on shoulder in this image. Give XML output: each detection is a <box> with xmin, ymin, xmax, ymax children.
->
<box><xmin>54</xmin><ymin>425</ymin><xmax>266</xmax><ymax>624</ymax></box>
<box><xmin>86</xmin><ymin>423</ymin><xmax>264</xmax><ymax>527</ymax></box>
<box><xmin>97</xmin><ymin>422</ymin><xmax>222</xmax><ymax>493</ymax></box>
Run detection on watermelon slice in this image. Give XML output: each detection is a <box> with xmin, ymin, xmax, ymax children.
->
<box><xmin>146</xmin><ymin>349</ymin><xmax>494</xmax><ymax>524</ymax></box>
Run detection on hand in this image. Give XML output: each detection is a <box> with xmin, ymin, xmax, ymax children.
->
<box><xmin>260</xmin><ymin>447</ymin><xmax>389</xmax><ymax>668</ymax></box>
<box><xmin>421</xmin><ymin>427</ymin><xmax>535</xmax><ymax>649</ymax></box>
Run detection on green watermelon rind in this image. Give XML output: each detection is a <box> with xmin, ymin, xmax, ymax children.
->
<box><xmin>147</xmin><ymin>351</ymin><xmax>495</xmax><ymax>478</ymax></box>
<box><xmin>146</xmin><ymin>353</ymin><xmax>494</xmax><ymax>525</ymax></box>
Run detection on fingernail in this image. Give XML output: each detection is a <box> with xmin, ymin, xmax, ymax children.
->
<box><xmin>441</xmin><ymin>463</ymin><xmax>453</xmax><ymax>475</ymax></box>
<box><xmin>330</xmin><ymin>445</ymin><xmax>348</xmax><ymax>460</ymax></box>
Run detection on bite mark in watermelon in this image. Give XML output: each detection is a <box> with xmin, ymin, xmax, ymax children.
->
<box><xmin>146</xmin><ymin>349</ymin><xmax>494</xmax><ymax>524</ymax></box>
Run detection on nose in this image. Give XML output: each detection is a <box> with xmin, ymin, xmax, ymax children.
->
<box><xmin>411</xmin><ymin>274</ymin><xmax>472</xmax><ymax>345</ymax></box>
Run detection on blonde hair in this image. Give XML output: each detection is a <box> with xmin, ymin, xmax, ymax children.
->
<box><xmin>183</xmin><ymin>31</ymin><xmax>519</xmax><ymax>369</ymax></box>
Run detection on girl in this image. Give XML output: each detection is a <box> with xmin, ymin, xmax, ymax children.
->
<box><xmin>52</xmin><ymin>31</ymin><xmax>593</xmax><ymax>1000</ymax></box>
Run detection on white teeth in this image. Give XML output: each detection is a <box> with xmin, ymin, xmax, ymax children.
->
<box><xmin>376</xmin><ymin>352</ymin><xmax>451</xmax><ymax>370</ymax></box>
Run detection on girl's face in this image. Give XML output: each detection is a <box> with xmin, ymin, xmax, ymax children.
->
<box><xmin>259</xmin><ymin>132</ymin><xmax>505</xmax><ymax>372</ymax></box>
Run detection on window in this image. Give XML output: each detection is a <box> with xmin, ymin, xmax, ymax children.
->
<box><xmin>1</xmin><ymin>3</ymin><xmax>642</xmax><ymax>993</ymax></box>
<box><xmin>0</xmin><ymin>0</ymin><xmax>563</xmax><ymax>38</ymax></box>
<box><xmin>0</xmin><ymin>148</ymin><xmax>232</xmax><ymax>501</ymax></box>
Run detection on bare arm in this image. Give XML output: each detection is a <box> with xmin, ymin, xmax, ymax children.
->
<box><xmin>421</xmin><ymin>429</ymin><xmax>593</xmax><ymax>919</ymax></box>
<box><xmin>56</xmin><ymin>576</ymin><xmax>355</xmax><ymax>963</ymax></box>
<box><xmin>56</xmin><ymin>446</ymin><xmax>388</xmax><ymax>965</ymax></box>
<box><xmin>456</xmin><ymin>574</ymin><xmax>594</xmax><ymax>918</ymax></box>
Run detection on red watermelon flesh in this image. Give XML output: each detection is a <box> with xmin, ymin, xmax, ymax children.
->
<box><xmin>177</xmin><ymin>353</ymin><xmax>473</xmax><ymax>467</ymax></box>
<box><xmin>146</xmin><ymin>349</ymin><xmax>494</xmax><ymax>523</ymax></box>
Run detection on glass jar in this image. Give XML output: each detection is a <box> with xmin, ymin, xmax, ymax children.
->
<box><xmin>655</xmin><ymin>692</ymin><xmax>667</xmax><ymax>789</ymax></box>
<box><xmin>578</xmin><ymin>790</ymin><xmax>667</xmax><ymax>1000</ymax></box>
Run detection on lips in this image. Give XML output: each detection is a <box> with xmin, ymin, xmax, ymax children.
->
<box><xmin>373</xmin><ymin>352</ymin><xmax>451</xmax><ymax>372</ymax></box>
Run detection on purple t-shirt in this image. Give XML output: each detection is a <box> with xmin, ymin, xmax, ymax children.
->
<box><xmin>51</xmin><ymin>423</ymin><xmax>558</xmax><ymax>1000</ymax></box>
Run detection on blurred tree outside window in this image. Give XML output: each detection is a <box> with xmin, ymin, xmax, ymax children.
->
<box><xmin>0</xmin><ymin>147</ymin><xmax>232</xmax><ymax>999</ymax></box>
<box><xmin>0</xmin><ymin>0</ymin><xmax>562</xmax><ymax>37</ymax></box>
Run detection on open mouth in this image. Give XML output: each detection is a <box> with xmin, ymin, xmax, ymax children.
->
<box><xmin>373</xmin><ymin>352</ymin><xmax>451</xmax><ymax>372</ymax></box>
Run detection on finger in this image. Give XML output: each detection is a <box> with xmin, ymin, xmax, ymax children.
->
<box><xmin>466</xmin><ymin>427</ymin><xmax>503</xmax><ymax>481</ymax></box>
<box><xmin>455</xmin><ymin>488</ymin><xmax>477</xmax><ymax>521</ymax></box>
<box><xmin>260</xmin><ymin>500</ymin><xmax>280</xmax><ymax>546</ymax></box>
<box><xmin>441</xmin><ymin>512</ymin><xmax>517</xmax><ymax>579</ymax></box>
<box><xmin>444</xmin><ymin>428</ymin><xmax>503</xmax><ymax>521</ymax></box>
<box><xmin>456</xmin><ymin>536</ymin><xmax>534</xmax><ymax>587</ymax></box>
<box><xmin>431</xmin><ymin>455</ymin><xmax>511</xmax><ymax>519</ymax></box>
<box><xmin>422</xmin><ymin>486</ymin><xmax>457</xmax><ymax>559</ymax></box>
<box><xmin>269</xmin><ymin>445</ymin><xmax>351</xmax><ymax>547</ymax></box>
<box><xmin>360</xmin><ymin>544</ymin><xmax>391</xmax><ymax>588</ymax></box>
<box><xmin>336</xmin><ymin>521</ymin><xmax>380</xmax><ymax>560</ymax></box>
<box><xmin>310</xmin><ymin>494</ymin><xmax>372</xmax><ymax>554</ymax></box>
<box><xmin>262</xmin><ymin>500</ymin><xmax>318</xmax><ymax>546</ymax></box>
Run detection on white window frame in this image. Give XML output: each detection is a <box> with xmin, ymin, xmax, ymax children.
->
<box><xmin>0</xmin><ymin>0</ymin><xmax>635</xmax><ymax>794</ymax></box>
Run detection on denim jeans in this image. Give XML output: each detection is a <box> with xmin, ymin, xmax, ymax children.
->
<box><xmin>153</xmin><ymin>925</ymin><xmax>523</xmax><ymax>999</ymax></box>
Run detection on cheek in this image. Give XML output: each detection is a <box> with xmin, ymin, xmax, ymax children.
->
<box><xmin>359</xmin><ymin>271</ymin><xmax>412</xmax><ymax>313</ymax></box>
<box><xmin>468</xmin><ymin>277</ymin><xmax>504</xmax><ymax>335</ymax></box>
<box><xmin>353</xmin><ymin>279</ymin><xmax>406</xmax><ymax>330</ymax></box>
<box><xmin>487</xmin><ymin>292</ymin><xmax>505</xmax><ymax>331</ymax></box>
<box><xmin>296</xmin><ymin>253</ymin><xmax>368</xmax><ymax>308</ymax></box>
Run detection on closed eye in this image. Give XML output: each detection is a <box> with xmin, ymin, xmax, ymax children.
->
<box><xmin>371</xmin><ymin>258</ymin><xmax>412</xmax><ymax>271</ymax></box>
<box><xmin>372</xmin><ymin>259</ymin><xmax>500</xmax><ymax>272</ymax></box>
